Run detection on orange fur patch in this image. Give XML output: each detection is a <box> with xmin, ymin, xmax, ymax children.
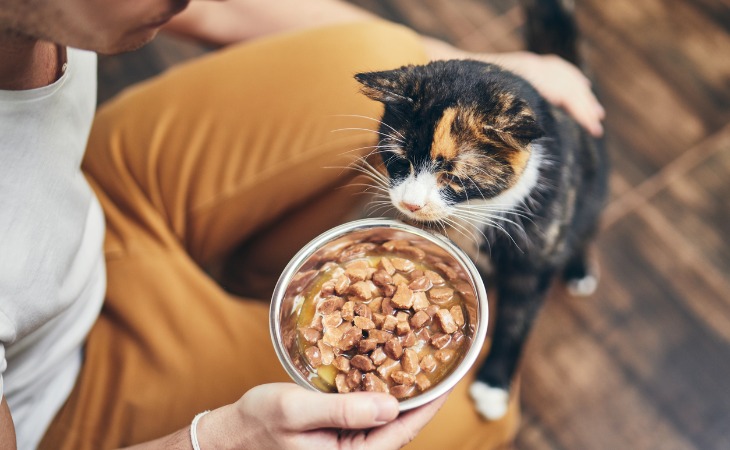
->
<box><xmin>431</xmin><ymin>108</ymin><xmax>459</xmax><ymax>160</ymax></box>
<box><xmin>432</xmin><ymin>103</ymin><xmax>533</xmax><ymax>190</ymax></box>
<box><xmin>504</xmin><ymin>148</ymin><xmax>531</xmax><ymax>178</ymax></box>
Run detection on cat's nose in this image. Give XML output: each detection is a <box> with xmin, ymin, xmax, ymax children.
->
<box><xmin>401</xmin><ymin>201</ymin><xmax>422</xmax><ymax>212</ymax></box>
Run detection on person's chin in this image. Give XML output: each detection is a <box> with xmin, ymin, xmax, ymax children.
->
<box><xmin>100</xmin><ymin>28</ymin><xmax>160</xmax><ymax>55</ymax></box>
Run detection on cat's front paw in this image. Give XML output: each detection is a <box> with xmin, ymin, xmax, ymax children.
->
<box><xmin>469</xmin><ymin>381</ymin><xmax>509</xmax><ymax>420</ymax></box>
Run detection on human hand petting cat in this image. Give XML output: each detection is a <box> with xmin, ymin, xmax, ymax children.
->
<box><xmin>193</xmin><ymin>383</ymin><xmax>447</xmax><ymax>449</ymax></box>
<box><xmin>424</xmin><ymin>37</ymin><xmax>605</xmax><ymax>138</ymax></box>
<box><xmin>489</xmin><ymin>51</ymin><xmax>606</xmax><ymax>137</ymax></box>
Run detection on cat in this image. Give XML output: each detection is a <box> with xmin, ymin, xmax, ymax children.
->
<box><xmin>353</xmin><ymin>0</ymin><xmax>608</xmax><ymax>420</ymax></box>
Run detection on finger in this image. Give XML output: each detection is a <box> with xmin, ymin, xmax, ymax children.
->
<box><xmin>565</xmin><ymin>98</ymin><xmax>599</xmax><ymax>138</ymax></box>
<box><xmin>596</xmin><ymin>101</ymin><xmax>606</xmax><ymax>120</ymax></box>
<box><xmin>363</xmin><ymin>392</ymin><xmax>450</xmax><ymax>450</ymax></box>
<box><xmin>578</xmin><ymin>84</ymin><xmax>606</xmax><ymax>133</ymax></box>
<box><xmin>582</xmin><ymin>91</ymin><xmax>605</xmax><ymax>137</ymax></box>
<box><xmin>562</xmin><ymin>85</ymin><xmax>604</xmax><ymax>137</ymax></box>
<box><xmin>273</xmin><ymin>385</ymin><xmax>400</xmax><ymax>431</ymax></box>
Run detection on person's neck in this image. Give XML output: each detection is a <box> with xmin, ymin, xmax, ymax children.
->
<box><xmin>0</xmin><ymin>30</ymin><xmax>66</xmax><ymax>90</ymax></box>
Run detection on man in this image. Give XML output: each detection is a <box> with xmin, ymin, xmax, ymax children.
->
<box><xmin>0</xmin><ymin>0</ymin><xmax>603</xmax><ymax>448</ymax></box>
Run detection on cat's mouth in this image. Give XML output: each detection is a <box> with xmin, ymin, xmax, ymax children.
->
<box><xmin>394</xmin><ymin>202</ymin><xmax>451</xmax><ymax>226</ymax></box>
<box><xmin>395</xmin><ymin>202</ymin><xmax>446</xmax><ymax>222</ymax></box>
<box><xmin>397</xmin><ymin>215</ymin><xmax>444</xmax><ymax>232</ymax></box>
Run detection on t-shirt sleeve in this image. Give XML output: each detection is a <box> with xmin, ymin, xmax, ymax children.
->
<box><xmin>0</xmin><ymin>344</ymin><xmax>8</xmax><ymax>400</ymax></box>
<box><xmin>0</xmin><ymin>310</ymin><xmax>14</xmax><ymax>402</ymax></box>
<box><xmin>0</xmin><ymin>343</ymin><xmax>6</xmax><ymax>401</ymax></box>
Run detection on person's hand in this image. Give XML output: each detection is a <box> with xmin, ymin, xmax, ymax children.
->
<box><xmin>196</xmin><ymin>383</ymin><xmax>449</xmax><ymax>449</ymax></box>
<box><xmin>424</xmin><ymin>38</ymin><xmax>605</xmax><ymax>137</ymax></box>
<box><xmin>485</xmin><ymin>51</ymin><xmax>605</xmax><ymax>137</ymax></box>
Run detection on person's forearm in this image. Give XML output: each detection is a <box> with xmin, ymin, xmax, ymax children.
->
<box><xmin>121</xmin><ymin>428</ymin><xmax>191</xmax><ymax>450</ymax></box>
<box><xmin>164</xmin><ymin>0</ymin><xmax>465</xmax><ymax>62</ymax></box>
<box><xmin>164</xmin><ymin>0</ymin><xmax>380</xmax><ymax>46</ymax></box>
<box><xmin>121</xmin><ymin>405</ymin><xmax>241</xmax><ymax>450</ymax></box>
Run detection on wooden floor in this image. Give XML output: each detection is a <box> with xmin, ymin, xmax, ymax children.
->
<box><xmin>97</xmin><ymin>1</ymin><xmax>730</xmax><ymax>449</ymax></box>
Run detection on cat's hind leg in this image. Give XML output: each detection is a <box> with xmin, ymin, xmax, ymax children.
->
<box><xmin>562</xmin><ymin>245</ymin><xmax>599</xmax><ymax>297</ymax></box>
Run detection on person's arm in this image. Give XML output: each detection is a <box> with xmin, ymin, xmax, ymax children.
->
<box><xmin>164</xmin><ymin>0</ymin><xmax>377</xmax><ymax>45</ymax></box>
<box><xmin>164</xmin><ymin>0</ymin><xmax>604</xmax><ymax>137</ymax></box>
<box><xmin>1</xmin><ymin>397</ymin><xmax>17</xmax><ymax>450</ymax></box>
<box><xmin>123</xmin><ymin>383</ymin><xmax>446</xmax><ymax>450</ymax></box>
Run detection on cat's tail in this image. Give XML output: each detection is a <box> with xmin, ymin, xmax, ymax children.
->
<box><xmin>520</xmin><ymin>0</ymin><xmax>580</xmax><ymax>65</ymax></box>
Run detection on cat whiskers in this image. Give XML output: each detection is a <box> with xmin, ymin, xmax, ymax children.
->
<box><xmin>327</xmin><ymin>141</ymin><xmax>399</xmax><ymax>180</ymax></box>
<box><xmin>332</xmin><ymin>114</ymin><xmax>407</xmax><ymax>142</ymax></box>
<box><xmin>330</xmin><ymin>127</ymin><xmax>404</xmax><ymax>145</ymax></box>
<box><xmin>335</xmin><ymin>143</ymin><xmax>400</xmax><ymax>159</ymax></box>
<box><xmin>365</xmin><ymin>199</ymin><xmax>397</xmax><ymax>217</ymax></box>
<box><xmin>443</xmin><ymin>214</ymin><xmax>492</xmax><ymax>258</ymax></box>
<box><xmin>347</xmin><ymin>159</ymin><xmax>389</xmax><ymax>188</ymax></box>
<box><xmin>451</xmin><ymin>207</ymin><xmax>524</xmax><ymax>252</ymax></box>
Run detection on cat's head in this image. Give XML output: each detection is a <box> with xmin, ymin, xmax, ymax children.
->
<box><xmin>355</xmin><ymin>60</ymin><xmax>545</xmax><ymax>224</ymax></box>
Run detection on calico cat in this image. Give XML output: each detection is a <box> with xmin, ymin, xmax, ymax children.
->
<box><xmin>353</xmin><ymin>0</ymin><xmax>608</xmax><ymax>420</ymax></box>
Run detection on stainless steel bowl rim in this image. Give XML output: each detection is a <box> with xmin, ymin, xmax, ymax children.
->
<box><xmin>269</xmin><ymin>218</ymin><xmax>489</xmax><ymax>411</ymax></box>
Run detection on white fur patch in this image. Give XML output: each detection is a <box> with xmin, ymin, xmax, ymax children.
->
<box><xmin>389</xmin><ymin>170</ymin><xmax>448</xmax><ymax>221</ymax></box>
<box><xmin>469</xmin><ymin>381</ymin><xmax>509</xmax><ymax>420</ymax></box>
<box><xmin>567</xmin><ymin>274</ymin><xmax>598</xmax><ymax>297</ymax></box>
<box><xmin>446</xmin><ymin>143</ymin><xmax>545</xmax><ymax>262</ymax></box>
<box><xmin>471</xmin><ymin>143</ymin><xmax>544</xmax><ymax>211</ymax></box>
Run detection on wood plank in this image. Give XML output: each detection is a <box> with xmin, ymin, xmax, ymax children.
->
<box><xmin>456</xmin><ymin>3</ymin><xmax>524</xmax><ymax>53</ymax></box>
<box><xmin>578</xmin><ymin>11</ymin><xmax>708</xmax><ymax>172</ymax></box>
<box><xmin>422</xmin><ymin>0</ymin><xmax>490</xmax><ymax>44</ymax></box>
<box><xmin>581</xmin><ymin>0</ymin><xmax>730</xmax><ymax>131</ymax></box>
<box><xmin>603</xmin><ymin>123</ymin><xmax>730</xmax><ymax>228</ymax></box>
<box><xmin>516</xmin><ymin>411</ymin><xmax>569</xmax><ymax>450</ymax></box>
<box><xmin>520</xmin><ymin>202</ymin><xmax>730</xmax><ymax>449</ymax></box>
<box><xmin>520</xmin><ymin>290</ymin><xmax>699</xmax><ymax>450</ymax></box>
<box><xmin>653</xmin><ymin>146</ymin><xmax>730</xmax><ymax>276</ymax></box>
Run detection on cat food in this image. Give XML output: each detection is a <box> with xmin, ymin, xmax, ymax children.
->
<box><xmin>296</xmin><ymin>239</ymin><xmax>471</xmax><ymax>400</ymax></box>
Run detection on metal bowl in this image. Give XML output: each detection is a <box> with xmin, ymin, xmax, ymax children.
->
<box><xmin>269</xmin><ymin>218</ymin><xmax>488</xmax><ymax>411</ymax></box>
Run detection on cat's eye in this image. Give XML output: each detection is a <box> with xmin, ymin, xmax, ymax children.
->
<box><xmin>386</xmin><ymin>156</ymin><xmax>411</xmax><ymax>175</ymax></box>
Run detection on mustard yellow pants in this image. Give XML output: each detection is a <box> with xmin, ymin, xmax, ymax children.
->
<box><xmin>40</xmin><ymin>22</ymin><xmax>519</xmax><ymax>449</ymax></box>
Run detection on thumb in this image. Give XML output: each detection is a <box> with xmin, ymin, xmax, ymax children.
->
<box><xmin>269</xmin><ymin>384</ymin><xmax>399</xmax><ymax>431</ymax></box>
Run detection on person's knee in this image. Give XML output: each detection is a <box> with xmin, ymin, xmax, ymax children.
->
<box><xmin>344</xmin><ymin>21</ymin><xmax>428</xmax><ymax>69</ymax></box>
<box><xmin>316</xmin><ymin>20</ymin><xmax>428</xmax><ymax>73</ymax></box>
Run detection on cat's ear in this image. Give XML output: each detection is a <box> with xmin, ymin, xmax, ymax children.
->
<box><xmin>484</xmin><ymin>97</ymin><xmax>545</xmax><ymax>146</ymax></box>
<box><xmin>504</xmin><ymin>114</ymin><xmax>545</xmax><ymax>143</ymax></box>
<box><xmin>485</xmin><ymin>114</ymin><xmax>545</xmax><ymax>148</ymax></box>
<box><xmin>354</xmin><ymin>70</ymin><xmax>413</xmax><ymax>105</ymax></box>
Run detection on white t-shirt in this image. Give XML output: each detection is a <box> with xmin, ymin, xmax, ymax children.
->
<box><xmin>0</xmin><ymin>48</ymin><xmax>105</xmax><ymax>449</ymax></box>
